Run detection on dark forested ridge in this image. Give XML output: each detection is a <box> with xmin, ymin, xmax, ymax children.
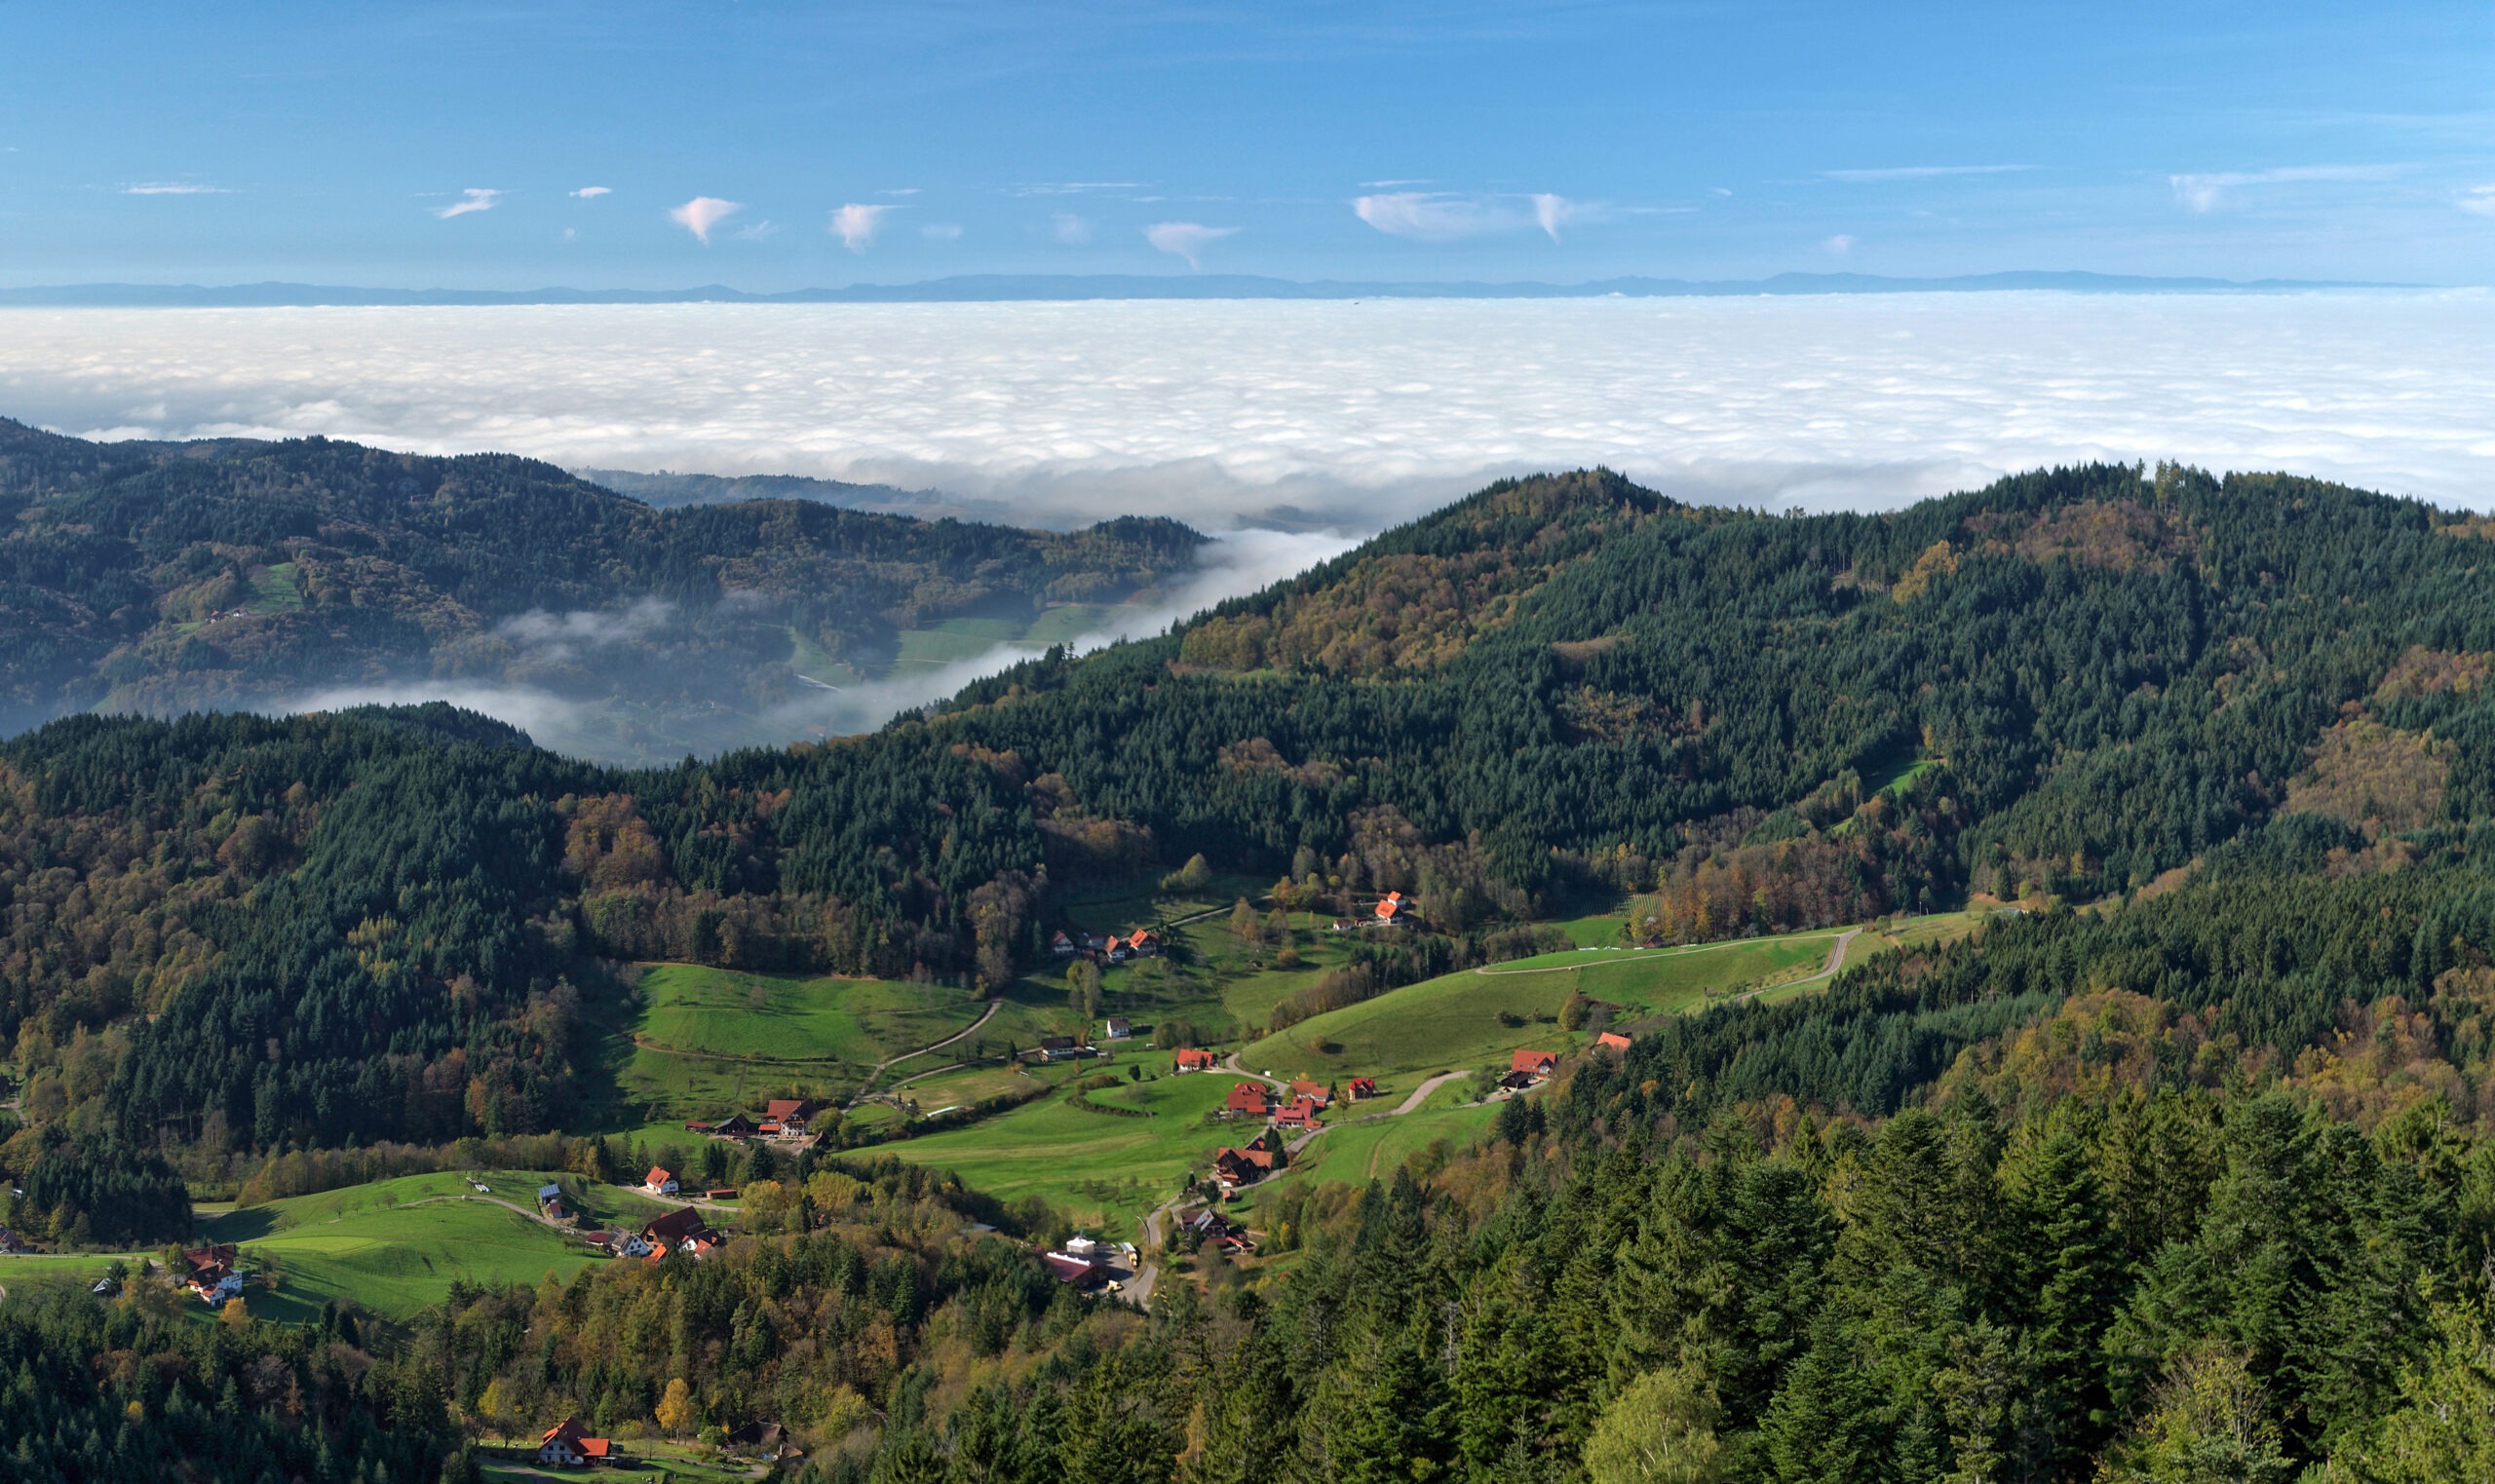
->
<box><xmin>0</xmin><ymin>416</ymin><xmax>1203</xmax><ymax>756</ymax></box>
<box><xmin>12</xmin><ymin>458</ymin><xmax>2495</xmax><ymax>1478</ymax></box>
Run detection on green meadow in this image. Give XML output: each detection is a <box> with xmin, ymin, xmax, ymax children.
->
<box><xmin>1263</xmin><ymin>1096</ymin><xmax>1502</xmax><ymax>1191</ymax></box>
<box><xmin>1238</xmin><ymin>971</ymin><xmax>1577</xmax><ymax>1081</ymax></box>
<box><xmin>197</xmin><ymin>1169</ymin><xmax>623</xmax><ymax>1322</ymax></box>
<box><xmin>878</xmin><ymin>1071</ymin><xmax>1248</xmax><ymax>1239</ymax></box>
<box><xmin>617</xmin><ymin>964</ymin><xmax>987</xmax><ymax>1116</ymax></box>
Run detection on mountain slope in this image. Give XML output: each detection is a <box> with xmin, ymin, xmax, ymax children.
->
<box><xmin>0</xmin><ymin>418</ymin><xmax>1204</xmax><ymax>753</ymax></box>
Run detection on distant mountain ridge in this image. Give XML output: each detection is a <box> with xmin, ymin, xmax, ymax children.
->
<box><xmin>0</xmin><ymin>269</ymin><xmax>2418</xmax><ymax>308</ymax></box>
<box><xmin>0</xmin><ymin>417</ymin><xmax>1205</xmax><ymax>759</ymax></box>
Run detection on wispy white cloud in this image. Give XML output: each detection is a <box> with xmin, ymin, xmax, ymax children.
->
<box><xmin>2459</xmin><ymin>184</ymin><xmax>2495</xmax><ymax>218</ymax></box>
<box><xmin>123</xmin><ymin>181</ymin><xmax>229</xmax><ymax>196</ymax></box>
<box><xmin>669</xmin><ymin>196</ymin><xmax>741</xmax><ymax>243</ymax></box>
<box><xmin>732</xmin><ymin>219</ymin><xmax>780</xmax><ymax>241</ymax></box>
<box><xmin>1531</xmin><ymin>193</ymin><xmax>1597</xmax><ymax>242</ymax></box>
<box><xmin>1353</xmin><ymin>192</ymin><xmax>1513</xmax><ymax>241</ymax></box>
<box><xmin>921</xmin><ymin>223</ymin><xmax>964</xmax><ymax>242</ymax></box>
<box><xmin>1144</xmin><ymin>221</ymin><xmax>1237</xmax><ymax>269</ymax></box>
<box><xmin>500</xmin><ymin>597</ymin><xmax>673</xmax><ymax>663</ymax></box>
<box><xmin>433</xmin><ymin>188</ymin><xmax>501</xmax><ymax>219</ymax></box>
<box><xmin>1822</xmin><ymin>234</ymin><xmax>1858</xmax><ymax>255</ymax></box>
<box><xmin>1357</xmin><ymin>191</ymin><xmax>1597</xmax><ymax>243</ymax></box>
<box><xmin>1822</xmin><ymin>165</ymin><xmax>2034</xmax><ymax>182</ymax></box>
<box><xmin>1051</xmin><ymin>211</ymin><xmax>1093</xmax><ymax>245</ymax></box>
<box><xmin>881</xmin><ymin>187</ymin><xmax>921</xmax><ymax>197</ymax></box>
<box><xmin>570</xmin><ymin>185</ymin><xmax>611</xmax><ymax>199</ymax></box>
<box><xmin>1010</xmin><ymin>180</ymin><xmax>1148</xmax><ymax>197</ymax></box>
<box><xmin>2168</xmin><ymin>164</ymin><xmax>2398</xmax><ymax>212</ymax></box>
<box><xmin>830</xmin><ymin>203</ymin><xmax>892</xmax><ymax>251</ymax></box>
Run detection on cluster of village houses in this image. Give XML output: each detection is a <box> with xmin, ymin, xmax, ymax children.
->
<box><xmin>1044</xmin><ymin>889</ymin><xmax>1422</xmax><ymax>970</ymax></box>
<box><xmin>680</xmin><ymin>1096</ymin><xmax>828</xmax><ymax>1143</ymax></box>
<box><xmin>1049</xmin><ymin>926</ymin><xmax>1163</xmax><ymax>962</ymax></box>
<box><xmin>522</xmin><ymin>1098</ymin><xmax>838</xmax><ymax>1267</ymax></box>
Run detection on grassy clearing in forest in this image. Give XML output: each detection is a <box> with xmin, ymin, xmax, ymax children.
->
<box><xmin>877</xmin><ymin>1071</ymin><xmax>1244</xmax><ymax>1239</ymax></box>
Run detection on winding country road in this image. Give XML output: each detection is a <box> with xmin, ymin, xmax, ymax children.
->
<box><xmin>1728</xmin><ymin>928</ymin><xmax>1861</xmax><ymax>1003</ymax></box>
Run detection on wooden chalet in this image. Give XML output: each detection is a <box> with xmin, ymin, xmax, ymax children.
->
<box><xmin>763</xmin><ymin>1098</ymin><xmax>823</xmax><ymax>1135</ymax></box>
<box><xmin>1174</xmin><ymin>1047</ymin><xmax>1218</xmax><ymax>1072</ymax></box>
<box><xmin>1596</xmin><ymin>1031</ymin><xmax>1632</xmax><ymax>1051</ymax></box>
<box><xmin>642</xmin><ymin>1205</ymin><xmax>715</xmax><ymax>1253</ymax></box>
<box><xmin>1287</xmin><ymin>1079</ymin><xmax>1331</xmax><ymax>1107</ymax></box>
<box><xmin>1210</xmin><ymin>1145</ymin><xmax>1277</xmax><ymax>1193</ymax></box>
<box><xmin>1368</xmin><ymin>891</ymin><xmax>1419</xmax><ymax>928</ymax></box>
<box><xmin>538</xmin><ymin>1419</ymin><xmax>623</xmax><ymax>1468</ymax></box>
<box><xmin>1510</xmin><ymin>1048</ymin><xmax>1558</xmax><ymax>1079</ymax></box>
<box><xmin>710</xmin><ymin>1114</ymin><xmax>760</xmax><ymax>1139</ymax></box>
<box><xmin>1224</xmin><ymin>1082</ymin><xmax>1273</xmax><ymax>1118</ymax></box>
<box><xmin>1275</xmin><ymin>1095</ymin><xmax>1323</xmax><ymax>1129</ymax></box>
<box><xmin>726</xmin><ymin>1421</ymin><xmax>793</xmax><ymax>1459</ymax></box>
<box><xmin>1346</xmin><ymin>1077</ymin><xmax>1378</xmax><ymax>1101</ymax></box>
<box><xmin>642</xmin><ymin>1166</ymin><xmax>680</xmax><ymax>1196</ymax></box>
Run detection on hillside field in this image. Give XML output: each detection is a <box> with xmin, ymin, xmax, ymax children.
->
<box><xmin>876</xmin><ymin>1070</ymin><xmax>1248</xmax><ymax>1239</ymax></box>
<box><xmin>615</xmin><ymin>964</ymin><xmax>988</xmax><ymax>1116</ymax></box>
<box><xmin>194</xmin><ymin>1169</ymin><xmax>631</xmax><ymax>1322</ymax></box>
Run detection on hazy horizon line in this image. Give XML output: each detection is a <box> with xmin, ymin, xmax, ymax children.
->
<box><xmin>0</xmin><ymin>268</ymin><xmax>2438</xmax><ymax>309</ymax></box>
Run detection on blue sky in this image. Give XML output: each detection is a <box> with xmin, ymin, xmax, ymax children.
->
<box><xmin>4</xmin><ymin>1</ymin><xmax>2488</xmax><ymax>288</ymax></box>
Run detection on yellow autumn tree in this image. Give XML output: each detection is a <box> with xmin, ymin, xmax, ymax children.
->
<box><xmin>476</xmin><ymin>1377</ymin><xmax>518</xmax><ymax>1442</ymax></box>
<box><xmin>655</xmin><ymin>1377</ymin><xmax>698</xmax><ymax>1436</ymax></box>
<box><xmin>219</xmin><ymin>1297</ymin><xmax>250</xmax><ymax>1329</ymax></box>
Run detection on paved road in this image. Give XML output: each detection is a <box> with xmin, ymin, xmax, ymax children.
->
<box><xmin>1219</xmin><ymin>1050</ymin><xmax>1289</xmax><ymax>1089</ymax></box>
<box><xmin>1728</xmin><ymin>929</ymin><xmax>1861</xmax><ymax>1004</ymax></box>
<box><xmin>1383</xmin><ymin>1069</ymin><xmax>1470</xmax><ymax>1116</ymax></box>
<box><xmin>1126</xmin><ymin>1196</ymin><xmax>1186</xmax><ymax>1309</ymax></box>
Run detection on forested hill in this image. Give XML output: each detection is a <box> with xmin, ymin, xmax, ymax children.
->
<box><xmin>13</xmin><ymin>460</ymin><xmax>2495</xmax><ymax>1478</ymax></box>
<box><xmin>8</xmin><ymin>456</ymin><xmax>2495</xmax><ymax>1155</ymax></box>
<box><xmin>0</xmin><ymin>416</ymin><xmax>1203</xmax><ymax>755</ymax></box>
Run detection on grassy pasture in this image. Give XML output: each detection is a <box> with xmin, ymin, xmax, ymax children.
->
<box><xmin>878</xmin><ymin>1071</ymin><xmax>1246</xmax><ymax>1239</ymax></box>
<box><xmin>172</xmin><ymin>1169</ymin><xmax>620</xmax><ymax>1322</ymax></box>
<box><xmin>1239</xmin><ymin>971</ymin><xmax>1576</xmax><ymax>1081</ymax></box>
<box><xmin>1268</xmin><ymin>1096</ymin><xmax>1501</xmax><ymax>1190</ymax></box>
<box><xmin>893</xmin><ymin>617</ymin><xmax>1029</xmax><ymax>667</ymax></box>
<box><xmin>618</xmin><ymin>965</ymin><xmax>985</xmax><ymax>1115</ymax></box>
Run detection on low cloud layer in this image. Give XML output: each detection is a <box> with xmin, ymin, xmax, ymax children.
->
<box><xmin>4</xmin><ymin>292</ymin><xmax>2488</xmax><ymax>536</ymax></box>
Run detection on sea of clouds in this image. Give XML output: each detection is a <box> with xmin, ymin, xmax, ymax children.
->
<box><xmin>1</xmin><ymin>291</ymin><xmax>2487</xmax><ymax>749</ymax></box>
